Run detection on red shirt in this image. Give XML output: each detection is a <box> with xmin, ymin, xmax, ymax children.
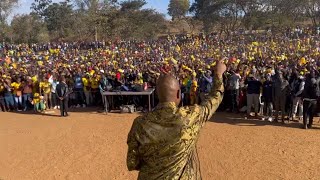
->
<box><xmin>116</xmin><ymin>72</ymin><xmax>121</xmax><ymax>81</ymax></box>
<box><xmin>161</xmin><ymin>65</ymin><xmax>172</xmax><ymax>74</ymax></box>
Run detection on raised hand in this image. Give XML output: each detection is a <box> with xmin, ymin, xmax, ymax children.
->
<box><xmin>215</xmin><ymin>59</ymin><xmax>227</xmax><ymax>78</ymax></box>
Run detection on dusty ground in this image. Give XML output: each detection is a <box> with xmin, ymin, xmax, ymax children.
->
<box><xmin>0</xmin><ymin>109</ymin><xmax>320</xmax><ymax>180</ymax></box>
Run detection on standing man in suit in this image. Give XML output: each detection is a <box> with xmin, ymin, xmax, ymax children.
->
<box><xmin>56</xmin><ymin>76</ymin><xmax>69</xmax><ymax>117</ymax></box>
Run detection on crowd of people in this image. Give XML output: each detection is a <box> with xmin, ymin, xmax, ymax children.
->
<box><xmin>0</xmin><ymin>28</ymin><xmax>319</xmax><ymax>128</ymax></box>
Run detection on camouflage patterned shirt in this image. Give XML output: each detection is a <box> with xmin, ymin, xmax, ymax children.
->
<box><xmin>127</xmin><ymin>75</ymin><xmax>224</xmax><ymax>180</ymax></box>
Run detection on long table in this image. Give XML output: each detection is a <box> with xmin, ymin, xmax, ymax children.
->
<box><xmin>102</xmin><ymin>88</ymin><xmax>155</xmax><ymax>113</ymax></box>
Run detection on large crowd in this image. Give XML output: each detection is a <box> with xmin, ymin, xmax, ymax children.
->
<box><xmin>0</xmin><ymin>27</ymin><xmax>320</xmax><ymax>128</ymax></box>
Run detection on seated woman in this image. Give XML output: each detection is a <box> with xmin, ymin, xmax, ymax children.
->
<box><xmin>30</xmin><ymin>93</ymin><xmax>46</xmax><ymax>113</ymax></box>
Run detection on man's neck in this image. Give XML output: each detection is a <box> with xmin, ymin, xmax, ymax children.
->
<box><xmin>158</xmin><ymin>101</ymin><xmax>177</xmax><ymax>106</ymax></box>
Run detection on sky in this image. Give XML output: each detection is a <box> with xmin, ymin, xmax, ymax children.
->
<box><xmin>10</xmin><ymin>0</ymin><xmax>174</xmax><ymax>22</ymax></box>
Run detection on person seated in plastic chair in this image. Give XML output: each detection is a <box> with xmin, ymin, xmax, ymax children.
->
<box><xmin>30</xmin><ymin>93</ymin><xmax>46</xmax><ymax>113</ymax></box>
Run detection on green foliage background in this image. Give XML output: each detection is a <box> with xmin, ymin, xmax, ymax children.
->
<box><xmin>0</xmin><ymin>0</ymin><xmax>320</xmax><ymax>43</ymax></box>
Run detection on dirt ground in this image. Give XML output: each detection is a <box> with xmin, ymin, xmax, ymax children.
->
<box><xmin>1</xmin><ymin>109</ymin><xmax>320</xmax><ymax>180</ymax></box>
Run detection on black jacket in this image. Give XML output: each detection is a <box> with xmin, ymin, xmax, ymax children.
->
<box><xmin>262</xmin><ymin>81</ymin><xmax>273</xmax><ymax>102</ymax></box>
<box><xmin>303</xmin><ymin>77</ymin><xmax>320</xmax><ymax>100</ymax></box>
<box><xmin>56</xmin><ymin>82</ymin><xmax>69</xmax><ymax>98</ymax></box>
<box><xmin>245</xmin><ymin>77</ymin><xmax>262</xmax><ymax>94</ymax></box>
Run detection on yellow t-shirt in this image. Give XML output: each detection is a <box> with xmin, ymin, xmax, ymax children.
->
<box><xmin>11</xmin><ymin>82</ymin><xmax>21</xmax><ymax>94</ymax></box>
<box><xmin>32</xmin><ymin>76</ymin><xmax>38</xmax><ymax>83</ymax></box>
<box><xmin>0</xmin><ymin>85</ymin><xmax>4</xmax><ymax>93</ymax></box>
<box><xmin>182</xmin><ymin>77</ymin><xmax>190</xmax><ymax>87</ymax></box>
<box><xmin>191</xmin><ymin>80</ymin><xmax>198</xmax><ymax>93</ymax></box>
<box><xmin>82</xmin><ymin>77</ymin><xmax>90</xmax><ymax>92</ymax></box>
<box><xmin>90</xmin><ymin>78</ymin><xmax>99</xmax><ymax>89</ymax></box>
<box><xmin>33</xmin><ymin>93</ymin><xmax>40</xmax><ymax>104</ymax></box>
<box><xmin>39</xmin><ymin>81</ymin><xmax>51</xmax><ymax>94</ymax></box>
<box><xmin>135</xmin><ymin>79</ymin><xmax>144</xmax><ymax>85</ymax></box>
<box><xmin>89</xmin><ymin>70</ymin><xmax>95</xmax><ymax>76</ymax></box>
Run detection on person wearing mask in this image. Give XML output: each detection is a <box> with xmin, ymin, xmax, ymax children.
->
<box><xmin>245</xmin><ymin>73</ymin><xmax>262</xmax><ymax>119</ymax></box>
<box><xmin>273</xmin><ymin>70</ymin><xmax>290</xmax><ymax>123</ymax></box>
<box><xmin>302</xmin><ymin>72</ymin><xmax>319</xmax><ymax>129</ymax></box>
<box><xmin>56</xmin><ymin>76</ymin><xmax>69</xmax><ymax>117</ymax></box>
<box><xmin>261</xmin><ymin>74</ymin><xmax>274</xmax><ymax>122</ymax></box>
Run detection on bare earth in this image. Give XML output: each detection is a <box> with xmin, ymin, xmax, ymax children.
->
<box><xmin>1</xmin><ymin>110</ymin><xmax>320</xmax><ymax>180</ymax></box>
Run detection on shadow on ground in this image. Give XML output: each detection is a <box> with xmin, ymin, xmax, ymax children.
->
<box><xmin>5</xmin><ymin>108</ymin><xmax>320</xmax><ymax>130</ymax></box>
<box><xmin>5</xmin><ymin>107</ymin><xmax>106</xmax><ymax>117</ymax></box>
<box><xmin>210</xmin><ymin>113</ymin><xmax>320</xmax><ymax>130</ymax></box>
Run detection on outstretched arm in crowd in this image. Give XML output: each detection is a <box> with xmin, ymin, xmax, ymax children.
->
<box><xmin>203</xmin><ymin>73</ymin><xmax>213</xmax><ymax>83</ymax></box>
<box><xmin>197</xmin><ymin>60</ymin><xmax>226</xmax><ymax>124</ymax></box>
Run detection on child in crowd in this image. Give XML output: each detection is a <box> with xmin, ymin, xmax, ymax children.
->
<box><xmin>30</xmin><ymin>93</ymin><xmax>46</xmax><ymax>112</ymax></box>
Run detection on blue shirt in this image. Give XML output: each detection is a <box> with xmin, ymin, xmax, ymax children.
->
<box><xmin>74</xmin><ymin>75</ymin><xmax>83</xmax><ymax>89</ymax></box>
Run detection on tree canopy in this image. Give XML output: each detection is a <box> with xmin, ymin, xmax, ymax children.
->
<box><xmin>1</xmin><ymin>0</ymin><xmax>320</xmax><ymax>43</ymax></box>
<box><xmin>190</xmin><ymin>0</ymin><xmax>320</xmax><ymax>33</ymax></box>
<box><xmin>168</xmin><ymin>0</ymin><xmax>190</xmax><ymax>20</ymax></box>
<box><xmin>0</xmin><ymin>0</ymin><xmax>18</xmax><ymax>24</ymax></box>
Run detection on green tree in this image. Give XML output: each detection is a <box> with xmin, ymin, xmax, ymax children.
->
<box><xmin>191</xmin><ymin>0</ymin><xmax>241</xmax><ymax>33</ymax></box>
<box><xmin>168</xmin><ymin>0</ymin><xmax>190</xmax><ymax>20</ymax></box>
<box><xmin>190</xmin><ymin>0</ymin><xmax>305</xmax><ymax>32</ymax></box>
<box><xmin>0</xmin><ymin>0</ymin><xmax>18</xmax><ymax>23</ymax></box>
<box><xmin>120</xmin><ymin>0</ymin><xmax>146</xmax><ymax>12</ymax></box>
<box><xmin>72</xmin><ymin>0</ymin><xmax>119</xmax><ymax>41</ymax></box>
<box><xmin>11</xmin><ymin>14</ymin><xmax>49</xmax><ymax>43</ymax></box>
<box><xmin>108</xmin><ymin>0</ymin><xmax>166</xmax><ymax>39</ymax></box>
<box><xmin>303</xmin><ymin>0</ymin><xmax>320</xmax><ymax>27</ymax></box>
<box><xmin>0</xmin><ymin>0</ymin><xmax>18</xmax><ymax>41</ymax></box>
<box><xmin>31</xmin><ymin>0</ymin><xmax>52</xmax><ymax>17</ymax></box>
<box><xmin>43</xmin><ymin>1</ymin><xmax>75</xmax><ymax>40</ymax></box>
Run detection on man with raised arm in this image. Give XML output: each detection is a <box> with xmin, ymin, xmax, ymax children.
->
<box><xmin>126</xmin><ymin>60</ymin><xmax>226</xmax><ymax>180</ymax></box>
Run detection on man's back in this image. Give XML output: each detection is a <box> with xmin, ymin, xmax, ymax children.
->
<box><xmin>127</xmin><ymin>76</ymin><xmax>224</xmax><ymax>180</ymax></box>
<box><xmin>303</xmin><ymin>76</ymin><xmax>320</xmax><ymax>99</ymax></box>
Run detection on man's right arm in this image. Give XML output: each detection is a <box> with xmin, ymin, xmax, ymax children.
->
<box><xmin>127</xmin><ymin>118</ymin><xmax>141</xmax><ymax>171</ymax></box>
<box><xmin>179</xmin><ymin>60</ymin><xmax>226</xmax><ymax>128</ymax></box>
<box><xmin>199</xmin><ymin>74</ymin><xmax>224</xmax><ymax>123</ymax></box>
